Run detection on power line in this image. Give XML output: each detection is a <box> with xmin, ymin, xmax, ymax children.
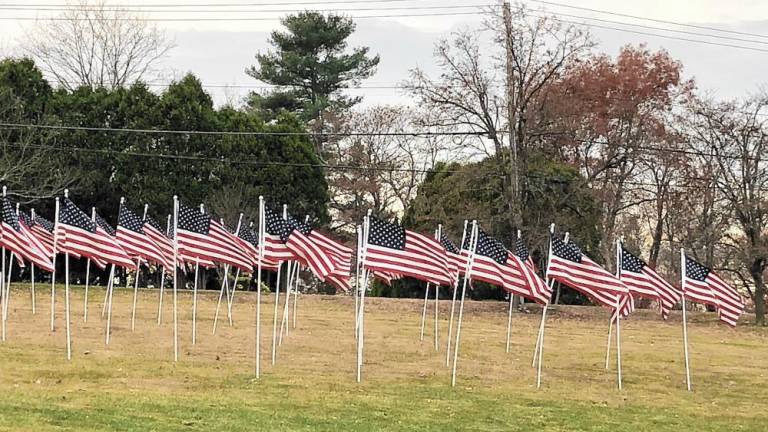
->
<box><xmin>0</xmin><ymin>121</ymin><xmax>490</xmax><ymax>137</ymax></box>
<box><xmin>0</xmin><ymin>3</ymin><xmax>494</xmax><ymax>14</ymax></box>
<box><xmin>530</xmin><ymin>13</ymin><xmax>768</xmax><ymax>54</ymax></box>
<box><xmin>0</xmin><ymin>0</ymin><xmax>444</xmax><ymax>8</ymax></box>
<box><xmin>0</xmin><ymin>10</ymin><xmax>487</xmax><ymax>21</ymax></box>
<box><xmin>527</xmin><ymin>0</ymin><xmax>768</xmax><ymax>40</ymax></box>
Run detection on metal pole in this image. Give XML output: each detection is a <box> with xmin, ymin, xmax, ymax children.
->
<box><xmin>227</xmin><ymin>268</ymin><xmax>240</xmax><ymax>326</ymax></box>
<box><xmin>445</xmin><ymin>220</ymin><xmax>468</xmax><ymax>367</ymax></box>
<box><xmin>604</xmin><ymin>318</ymin><xmax>614</xmax><ymax>370</ymax></box>
<box><xmin>105</xmin><ymin>265</ymin><xmax>115</xmax><ymax>345</ymax></box>
<box><xmin>451</xmin><ymin>221</ymin><xmax>478</xmax><ymax>387</ymax></box>
<box><xmin>212</xmin><ymin>264</ymin><xmax>230</xmax><ymax>334</ymax></box>
<box><xmin>31</xmin><ymin>264</ymin><xmax>36</xmax><ymax>314</ymax></box>
<box><xmin>434</xmin><ymin>281</ymin><xmax>439</xmax><ymax>351</ymax></box>
<box><xmin>681</xmin><ymin>247</ymin><xmax>691</xmax><ymax>391</ymax></box>
<box><xmin>1</xmin><ymin>247</ymin><xmax>6</xmax><ymax>342</ymax></box>
<box><xmin>354</xmin><ymin>225</ymin><xmax>362</xmax><ymax>342</ymax></box>
<box><xmin>172</xmin><ymin>197</ymin><xmax>179</xmax><ymax>362</ymax></box>
<box><xmin>255</xmin><ymin>197</ymin><xmax>264</xmax><ymax>377</ymax></box>
<box><xmin>356</xmin><ymin>212</ymin><xmax>371</xmax><ymax>383</ymax></box>
<box><xmin>192</xmin><ymin>259</ymin><xmax>199</xmax><ymax>345</ymax></box>
<box><xmin>64</xmin><ymin>252</ymin><xmax>71</xmax><ymax>360</ymax></box>
<box><xmin>131</xmin><ymin>259</ymin><xmax>141</xmax><ymax>332</ymax></box>
<box><xmin>505</xmin><ymin>293</ymin><xmax>514</xmax><ymax>353</ymax></box>
<box><xmin>271</xmin><ymin>263</ymin><xmax>283</xmax><ymax>365</ymax></box>
<box><xmin>157</xmin><ymin>268</ymin><xmax>165</xmax><ymax>325</ymax></box>
<box><xmin>83</xmin><ymin>258</ymin><xmax>91</xmax><ymax>322</ymax></box>
<box><xmin>50</xmin><ymin>198</ymin><xmax>60</xmax><ymax>332</ymax></box>
<box><xmin>419</xmin><ymin>283</ymin><xmax>430</xmax><ymax>341</ymax></box>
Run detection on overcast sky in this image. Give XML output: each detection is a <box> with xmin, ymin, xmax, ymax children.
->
<box><xmin>1</xmin><ymin>0</ymin><xmax>767</xmax><ymax>107</ymax></box>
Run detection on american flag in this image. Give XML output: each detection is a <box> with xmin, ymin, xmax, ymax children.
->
<box><xmin>19</xmin><ymin>211</ymin><xmax>55</xmax><ymax>266</ymax></box>
<box><xmin>512</xmin><ymin>236</ymin><xmax>552</xmax><ymax>305</ymax></box>
<box><xmin>683</xmin><ymin>254</ymin><xmax>744</xmax><ymax>327</ymax></box>
<box><xmin>28</xmin><ymin>212</ymin><xmax>55</xmax><ymax>258</ymax></box>
<box><xmin>0</xmin><ymin>198</ymin><xmax>54</xmax><ymax>272</ymax></box>
<box><xmin>462</xmin><ymin>227</ymin><xmax>547</xmax><ymax>304</ymax></box>
<box><xmin>175</xmin><ymin>202</ymin><xmax>253</xmax><ymax>273</ymax></box>
<box><xmin>440</xmin><ymin>231</ymin><xmax>466</xmax><ymax>277</ymax></box>
<box><xmin>263</xmin><ymin>208</ymin><xmax>335</xmax><ymax>281</ymax></box>
<box><xmin>117</xmin><ymin>204</ymin><xmax>172</xmax><ymax>268</ymax></box>
<box><xmin>371</xmin><ymin>271</ymin><xmax>401</xmax><ymax>286</ymax></box>
<box><xmin>142</xmin><ymin>214</ymin><xmax>175</xmax><ymax>269</ymax></box>
<box><xmin>55</xmin><ymin>198</ymin><xmax>136</xmax><ymax>269</ymax></box>
<box><xmin>232</xmin><ymin>221</ymin><xmax>279</xmax><ymax>271</ymax></box>
<box><xmin>620</xmin><ymin>246</ymin><xmax>680</xmax><ymax>319</ymax></box>
<box><xmin>362</xmin><ymin>217</ymin><xmax>452</xmax><ymax>286</ymax></box>
<box><xmin>547</xmin><ymin>236</ymin><xmax>630</xmax><ymax>314</ymax></box>
<box><xmin>300</xmin><ymin>220</ymin><xmax>353</xmax><ymax>292</ymax></box>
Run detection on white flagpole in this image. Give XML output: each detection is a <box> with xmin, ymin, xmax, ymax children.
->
<box><xmin>51</xmin><ymin>197</ymin><xmax>60</xmax><ymax>332</ymax></box>
<box><xmin>278</xmin><ymin>261</ymin><xmax>297</xmax><ymax>345</ymax></box>
<box><xmin>434</xmin><ymin>226</ymin><xmax>440</xmax><ymax>351</ymax></box>
<box><xmin>30</xmin><ymin>208</ymin><xmax>39</xmax><ymax>315</ymax></box>
<box><xmin>293</xmin><ymin>214</ymin><xmax>310</xmax><ymax>331</ymax></box>
<box><xmin>615</xmin><ymin>239</ymin><xmax>623</xmax><ymax>391</ymax></box>
<box><xmin>83</xmin><ymin>258</ymin><xmax>91</xmax><ymax>321</ymax></box>
<box><xmin>192</xmin><ymin>258</ymin><xmax>200</xmax><ymax>345</ymax></box>
<box><xmin>255</xmin><ymin>197</ymin><xmax>265</xmax><ymax>377</ymax></box>
<box><xmin>271</xmin><ymin>205</ymin><xmax>289</xmax><ymax>362</ymax></box>
<box><xmin>419</xmin><ymin>283</ymin><xmax>430</xmax><ymax>341</ymax></box>
<box><xmin>356</xmin><ymin>211</ymin><xmax>372</xmax><ymax>383</ymax></box>
<box><xmin>131</xmin><ymin>258</ymin><xmax>141</xmax><ymax>332</ymax></box>
<box><xmin>604</xmin><ymin>318</ymin><xmax>614</xmax><ymax>370</ymax></box>
<box><xmin>531</xmin><ymin>280</ymin><xmax>555</xmax><ymax>367</ymax></box>
<box><xmin>157</xmin><ymin>214</ymin><xmax>171</xmax><ymax>325</ymax></box>
<box><xmin>445</xmin><ymin>220</ymin><xmax>468</xmax><ymax>367</ymax></box>
<box><xmin>535</xmin><ymin>225</ymin><xmax>561</xmax><ymax>388</ymax></box>
<box><xmin>213</xmin><ymin>263</ymin><xmax>231</xmax><ymax>334</ymax></box>
<box><xmin>1</xmin><ymin>246</ymin><xmax>6</xmax><ymax>342</ymax></box>
<box><xmin>354</xmin><ymin>225</ymin><xmax>362</xmax><ymax>341</ymax></box>
<box><xmin>451</xmin><ymin>220</ymin><xmax>478</xmax><ymax>387</ymax></box>
<box><xmin>105</xmin><ymin>264</ymin><xmax>116</xmax><ymax>345</ymax></box>
<box><xmin>227</xmin><ymin>268</ymin><xmax>240</xmax><ymax>325</ymax></box>
<box><xmin>505</xmin><ymin>229</ymin><xmax>522</xmax><ymax>354</ymax></box>
<box><xmin>680</xmin><ymin>247</ymin><xmax>692</xmax><ymax>391</ymax></box>
<box><xmin>31</xmin><ymin>264</ymin><xmax>36</xmax><ymax>314</ymax></box>
<box><xmin>62</xmin><ymin>189</ymin><xmax>71</xmax><ymax>360</ymax></box>
<box><xmin>172</xmin><ymin>196</ymin><xmax>180</xmax><ymax>362</ymax></box>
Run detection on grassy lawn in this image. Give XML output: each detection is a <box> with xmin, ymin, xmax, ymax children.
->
<box><xmin>0</xmin><ymin>282</ymin><xmax>765</xmax><ymax>431</ymax></box>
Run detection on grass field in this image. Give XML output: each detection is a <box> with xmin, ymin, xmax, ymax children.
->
<box><xmin>0</xmin><ymin>283</ymin><xmax>765</xmax><ymax>431</ymax></box>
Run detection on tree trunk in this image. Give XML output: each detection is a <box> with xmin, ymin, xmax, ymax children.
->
<box><xmin>750</xmin><ymin>258</ymin><xmax>765</xmax><ymax>326</ymax></box>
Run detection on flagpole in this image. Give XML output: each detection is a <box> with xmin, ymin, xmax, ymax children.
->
<box><xmin>31</xmin><ymin>264</ymin><xmax>36</xmax><ymax>314</ymax></box>
<box><xmin>419</xmin><ymin>283</ymin><xmax>430</xmax><ymax>341</ymax></box>
<box><xmin>446</xmin><ymin>220</ymin><xmax>468</xmax><ymax>367</ymax></box>
<box><xmin>51</xmin><ymin>197</ymin><xmax>59</xmax><ymax>332</ymax></box>
<box><xmin>192</xmin><ymin>258</ymin><xmax>200</xmax><ymax>345</ymax></box>
<box><xmin>157</xmin><ymin>214</ymin><xmax>171</xmax><ymax>325</ymax></box>
<box><xmin>505</xmin><ymin>229</ymin><xmax>521</xmax><ymax>354</ymax></box>
<box><xmin>680</xmin><ymin>247</ymin><xmax>692</xmax><ymax>391</ymax></box>
<box><xmin>356</xmin><ymin>211</ymin><xmax>372</xmax><ymax>383</ymax></box>
<box><xmin>533</xmin><ymin>224</ymin><xmax>556</xmax><ymax>368</ymax></box>
<box><xmin>105</xmin><ymin>264</ymin><xmax>116</xmax><ymax>345</ymax></box>
<box><xmin>354</xmin><ymin>225</ymin><xmax>362</xmax><ymax>342</ymax></box>
<box><xmin>62</xmin><ymin>189</ymin><xmax>72</xmax><ymax>360</ymax></box>
<box><xmin>227</xmin><ymin>268</ymin><xmax>240</xmax><ymax>326</ymax></box>
<box><xmin>1</xmin><ymin>246</ymin><xmax>6</xmax><ymax>342</ymax></box>
<box><xmin>131</xmin><ymin>258</ymin><xmax>141</xmax><ymax>332</ymax></box>
<box><xmin>535</xmin><ymin>225</ymin><xmax>561</xmax><ymax>388</ymax></box>
<box><xmin>255</xmin><ymin>196</ymin><xmax>265</xmax><ymax>378</ymax></box>
<box><xmin>604</xmin><ymin>318</ymin><xmax>614</xmax><ymax>370</ymax></box>
<box><xmin>615</xmin><ymin>238</ymin><xmax>623</xmax><ymax>391</ymax></box>
<box><xmin>172</xmin><ymin>196</ymin><xmax>180</xmax><ymax>362</ymax></box>
<box><xmin>279</xmin><ymin>261</ymin><xmax>297</xmax><ymax>345</ymax></box>
<box><xmin>83</xmin><ymin>257</ymin><xmax>91</xmax><ymax>322</ymax></box>
<box><xmin>434</xmin><ymin>226</ymin><xmax>442</xmax><ymax>351</ymax></box>
<box><xmin>213</xmin><ymin>263</ymin><xmax>231</xmax><ymax>334</ymax></box>
<box><xmin>294</xmin><ymin>214</ymin><xmax>309</xmax><ymax>331</ymax></box>
<box><xmin>270</xmin><ymin>205</ymin><xmax>289</xmax><ymax>362</ymax></box>
<box><xmin>451</xmin><ymin>220</ymin><xmax>478</xmax><ymax>387</ymax></box>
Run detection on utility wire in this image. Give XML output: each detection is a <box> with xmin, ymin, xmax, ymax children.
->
<box><xmin>0</xmin><ymin>121</ymin><xmax>489</xmax><ymax>137</ymax></box>
<box><xmin>0</xmin><ymin>0</ymin><xmax>446</xmax><ymax>8</ymax></box>
<box><xmin>0</xmin><ymin>11</ymin><xmax>488</xmax><ymax>21</ymax></box>
<box><xmin>527</xmin><ymin>0</ymin><xmax>768</xmax><ymax>40</ymax></box>
<box><xmin>0</xmin><ymin>3</ymin><xmax>493</xmax><ymax>13</ymax></box>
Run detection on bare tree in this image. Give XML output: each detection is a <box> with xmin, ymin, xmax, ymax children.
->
<box><xmin>684</xmin><ymin>95</ymin><xmax>768</xmax><ymax>325</ymax></box>
<box><xmin>22</xmin><ymin>0</ymin><xmax>174</xmax><ymax>90</ymax></box>
<box><xmin>0</xmin><ymin>88</ymin><xmax>73</xmax><ymax>201</ymax></box>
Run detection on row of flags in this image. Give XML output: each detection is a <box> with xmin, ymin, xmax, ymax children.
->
<box><xmin>0</xmin><ymin>193</ymin><xmax>353</xmax><ymax>295</ymax></box>
<box><xmin>0</xmin><ymin>190</ymin><xmax>746</xmax><ymax>326</ymax></box>
<box><xmin>360</xmin><ymin>217</ymin><xmax>746</xmax><ymax>327</ymax></box>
